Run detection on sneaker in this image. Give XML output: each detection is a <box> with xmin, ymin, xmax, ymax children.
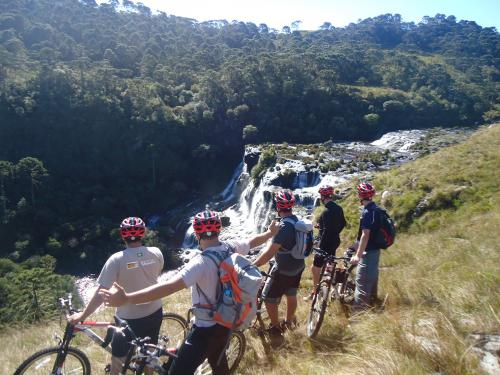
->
<box><xmin>267</xmin><ymin>325</ymin><xmax>285</xmax><ymax>349</ymax></box>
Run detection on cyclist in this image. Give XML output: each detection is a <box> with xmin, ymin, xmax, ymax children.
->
<box><xmin>68</xmin><ymin>217</ymin><xmax>164</xmax><ymax>375</ymax></box>
<box><xmin>349</xmin><ymin>182</ymin><xmax>381</xmax><ymax>308</ymax></box>
<box><xmin>304</xmin><ymin>185</ymin><xmax>346</xmax><ymax>301</ymax></box>
<box><xmin>100</xmin><ymin>210</ymin><xmax>279</xmax><ymax>375</ymax></box>
<box><xmin>253</xmin><ymin>190</ymin><xmax>305</xmax><ymax>346</ymax></box>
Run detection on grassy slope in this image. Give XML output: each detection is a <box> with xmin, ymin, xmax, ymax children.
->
<box><xmin>3</xmin><ymin>125</ymin><xmax>500</xmax><ymax>374</ymax></box>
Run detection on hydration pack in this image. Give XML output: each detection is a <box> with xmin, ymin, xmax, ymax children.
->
<box><xmin>194</xmin><ymin>244</ymin><xmax>262</xmax><ymax>331</ymax></box>
<box><xmin>282</xmin><ymin>217</ymin><xmax>314</xmax><ymax>259</ymax></box>
<box><xmin>374</xmin><ymin>208</ymin><xmax>396</xmax><ymax>249</ymax></box>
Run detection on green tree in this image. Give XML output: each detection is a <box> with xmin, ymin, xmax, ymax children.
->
<box><xmin>364</xmin><ymin>113</ymin><xmax>380</xmax><ymax>126</ymax></box>
<box><xmin>15</xmin><ymin>157</ymin><xmax>48</xmax><ymax>209</ymax></box>
<box><xmin>0</xmin><ymin>161</ymin><xmax>12</xmax><ymax>224</ymax></box>
<box><xmin>242</xmin><ymin>124</ymin><xmax>259</xmax><ymax>143</ymax></box>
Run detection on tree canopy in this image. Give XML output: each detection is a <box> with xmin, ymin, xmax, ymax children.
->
<box><xmin>0</xmin><ymin>0</ymin><xmax>498</xmax><ymax>274</ymax></box>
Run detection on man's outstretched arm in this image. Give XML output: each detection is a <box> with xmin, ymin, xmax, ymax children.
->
<box><xmin>68</xmin><ymin>287</ymin><xmax>105</xmax><ymax>324</ymax></box>
<box><xmin>100</xmin><ymin>274</ymin><xmax>187</xmax><ymax>307</ymax></box>
<box><xmin>253</xmin><ymin>243</ymin><xmax>280</xmax><ymax>268</ymax></box>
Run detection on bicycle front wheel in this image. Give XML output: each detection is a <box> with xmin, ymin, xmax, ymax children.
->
<box><xmin>306</xmin><ymin>278</ymin><xmax>332</xmax><ymax>339</ymax></box>
<box><xmin>252</xmin><ymin>296</ymin><xmax>272</xmax><ymax>355</ymax></box>
<box><xmin>14</xmin><ymin>346</ymin><xmax>90</xmax><ymax>375</ymax></box>
<box><xmin>161</xmin><ymin>312</ymin><xmax>188</xmax><ymax>348</ymax></box>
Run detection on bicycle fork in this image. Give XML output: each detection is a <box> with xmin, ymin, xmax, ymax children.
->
<box><xmin>51</xmin><ymin>325</ymin><xmax>75</xmax><ymax>375</ymax></box>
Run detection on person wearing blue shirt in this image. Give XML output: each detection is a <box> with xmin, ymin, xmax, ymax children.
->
<box><xmin>350</xmin><ymin>182</ymin><xmax>381</xmax><ymax>308</ymax></box>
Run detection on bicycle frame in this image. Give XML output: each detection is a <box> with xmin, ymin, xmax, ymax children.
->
<box><xmin>73</xmin><ymin>321</ymin><xmax>115</xmax><ymax>353</ymax></box>
<box><xmin>306</xmin><ymin>248</ymin><xmax>356</xmax><ymax>338</ymax></box>
<box><xmin>51</xmin><ymin>323</ymin><xmax>112</xmax><ymax>372</ymax></box>
<box><xmin>55</xmin><ymin>295</ymin><xmax>145</xmax><ymax>374</ymax></box>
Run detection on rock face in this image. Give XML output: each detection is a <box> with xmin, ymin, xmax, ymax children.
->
<box><xmin>268</xmin><ymin>169</ymin><xmax>321</xmax><ymax>189</ymax></box>
<box><xmin>243</xmin><ymin>147</ymin><xmax>261</xmax><ymax>173</ymax></box>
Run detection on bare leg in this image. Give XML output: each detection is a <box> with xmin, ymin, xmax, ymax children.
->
<box><xmin>110</xmin><ymin>355</ymin><xmax>126</xmax><ymax>375</ymax></box>
<box><xmin>311</xmin><ymin>265</ymin><xmax>321</xmax><ymax>287</ymax></box>
<box><xmin>285</xmin><ymin>295</ymin><xmax>297</xmax><ymax>322</ymax></box>
<box><xmin>265</xmin><ymin>301</ymin><xmax>280</xmax><ymax>327</ymax></box>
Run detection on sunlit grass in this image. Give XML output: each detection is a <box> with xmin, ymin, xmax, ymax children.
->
<box><xmin>3</xmin><ymin>125</ymin><xmax>500</xmax><ymax>374</ymax></box>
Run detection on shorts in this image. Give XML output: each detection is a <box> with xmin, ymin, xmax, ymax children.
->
<box><xmin>112</xmin><ymin>308</ymin><xmax>163</xmax><ymax>357</ymax></box>
<box><xmin>313</xmin><ymin>248</ymin><xmax>337</xmax><ymax>268</ymax></box>
<box><xmin>262</xmin><ymin>267</ymin><xmax>304</xmax><ymax>304</ymax></box>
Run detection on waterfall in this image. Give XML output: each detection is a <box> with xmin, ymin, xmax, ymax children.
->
<box><xmin>219</xmin><ymin>161</ymin><xmax>245</xmax><ymax>202</ymax></box>
<box><xmin>76</xmin><ymin>127</ymin><xmax>471</xmax><ymax>295</ymax></box>
<box><xmin>178</xmin><ymin>128</ymin><xmax>469</xmax><ymax>250</ymax></box>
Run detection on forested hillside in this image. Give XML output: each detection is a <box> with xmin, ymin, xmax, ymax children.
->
<box><xmin>0</xmin><ymin>0</ymin><xmax>498</xmax><ymax>277</ymax></box>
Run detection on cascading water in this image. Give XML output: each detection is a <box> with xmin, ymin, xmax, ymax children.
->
<box><xmin>75</xmin><ymin>127</ymin><xmax>473</xmax><ymax>301</ymax></box>
<box><xmin>179</xmin><ymin>127</ymin><xmax>472</xmax><ymax>250</ymax></box>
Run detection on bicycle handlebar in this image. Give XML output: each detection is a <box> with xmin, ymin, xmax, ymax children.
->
<box><xmin>313</xmin><ymin>248</ymin><xmax>352</xmax><ymax>262</ymax></box>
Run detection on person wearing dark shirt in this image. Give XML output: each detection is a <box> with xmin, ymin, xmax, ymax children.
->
<box><xmin>253</xmin><ymin>190</ymin><xmax>304</xmax><ymax>347</ymax></box>
<box><xmin>304</xmin><ymin>185</ymin><xmax>346</xmax><ymax>300</ymax></box>
<box><xmin>350</xmin><ymin>182</ymin><xmax>382</xmax><ymax>308</ymax></box>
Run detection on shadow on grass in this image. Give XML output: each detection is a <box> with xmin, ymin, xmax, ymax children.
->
<box><xmin>306</xmin><ymin>321</ymin><xmax>355</xmax><ymax>353</ymax></box>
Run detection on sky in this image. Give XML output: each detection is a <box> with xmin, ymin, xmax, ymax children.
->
<box><xmin>117</xmin><ymin>0</ymin><xmax>499</xmax><ymax>30</ymax></box>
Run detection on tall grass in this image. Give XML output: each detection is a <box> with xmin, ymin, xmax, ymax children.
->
<box><xmin>3</xmin><ymin>125</ymin><xmax>499</xmax><ymax>374</ymax></box>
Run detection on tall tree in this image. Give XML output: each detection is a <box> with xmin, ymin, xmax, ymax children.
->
<box><xmin>15</xmin><ymin>158</ymin><xmax>48</xmax><ymax>210</ymax></box>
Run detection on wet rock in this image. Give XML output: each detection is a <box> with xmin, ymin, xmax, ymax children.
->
<box><xmin>244</xmin><ymin>148</ymin><xmax>261</xmax><ymax>172</ymax></box>
<box><xmin>268</xmin><ymin>170</ymin><xmax>321</xmax><ymax>189</ymax></box>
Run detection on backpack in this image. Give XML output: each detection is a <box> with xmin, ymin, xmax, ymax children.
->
<box><xmin>194</xmin><ymin>244</ymin><xmax>262</xmax><ymax>331</ymax></box>
<box><xmin>282</xmin><ymin>217</ymin><xmax>314</xmax><ymax>259</ymax></box>
<box><xmin>373</xmin><ymin>208</ymin><xmax>396</xmax><ymax>249</ymax></box>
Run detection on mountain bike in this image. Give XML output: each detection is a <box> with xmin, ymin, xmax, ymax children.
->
<box><xmin>248</xmin><ymin>262</ymin><xmax>275</xmax><ymax>355</ymax></box>
<box><xmin>13</xmin><ymin>293</ymin><xmax>186</xmax><ymax>375</ymax></box>
<box><xmin>306</xmin><ymin>248</ymin><xmax>356</xmax><ymax>339</ymax></box>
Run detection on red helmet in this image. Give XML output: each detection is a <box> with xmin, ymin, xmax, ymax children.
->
<box><xmin>274</xmin><ymin>190</ymin><xmax>295</xmax><ymax>210</ymax></box>
<box><xmin>318</xmin><ymin>185</ymin><xmax>334</xmax><ymax>197</ymax></box>
<box><xmin>357</xmin><ymin>182</ymin><xmax>375</xmax><ymax>199</ymax></box>
<box><xmin>193</xmin><ymin>210</ymin><xmax>222</xmax><ymax>236</ymax></box>
<box><xmin>120</xmin><ymin>217</ymin><xmax>146</xmax><ymax>240</ymax></box>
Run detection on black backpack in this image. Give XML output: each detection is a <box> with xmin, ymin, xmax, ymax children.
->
<box><xmin>374</xmin><ymin>208</ymin><xmax>396</xmax><ymax>249</ymax></box>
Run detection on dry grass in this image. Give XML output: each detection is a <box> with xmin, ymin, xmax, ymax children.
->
<box><xmin>3</xmin><ymin>125</ymin><xmax>500</xmax><ymax>374</ymax></box>
<box><xmin>2</xmin><ymin>290</ymin><xmax>192</xmax><ymax>374</ymax></box>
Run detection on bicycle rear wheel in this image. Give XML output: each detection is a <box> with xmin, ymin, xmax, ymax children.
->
<box><xmin>160</xmin><ymin>312</ymin><xmax>188</xmax><ymax>348</ymax></box>
<box><xmin>195</xmin><ymin>331</ymin><xmax>246</xmax><ymax>375</ymax></box>
<box><xmin>306</xmin><ymin>278</ymin><xmax>332</xmax><ymax>339</ymax></box>
<box><xmin>337</xmin><ymin>270</ymin><xmax>356</xmax><ymax>316</ymax></box>
<box><xmin>14</xmin><ymin>346</ymin><xmax>90</xmax><ymax>375</ymax></box>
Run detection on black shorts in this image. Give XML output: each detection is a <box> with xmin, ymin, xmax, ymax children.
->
<box><xmin>313</xmin><ymin>249</ymin><xmax>337</xmax><ymax>268</ymax></box>
<box><xmin>262</xmin><ymin>267</ymin><xmax>304</xmax><ymax>304</ymax></box>
<box><xmin>112</xmin><ymin>308</ymin><xmax>163</xmax><ymax>357</ymax></box>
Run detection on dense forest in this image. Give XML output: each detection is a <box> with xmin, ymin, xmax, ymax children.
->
<box><xmin>0</xmin><ymin>0</ymin><xmax>498</xmax><ymax>284</ymax></box>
